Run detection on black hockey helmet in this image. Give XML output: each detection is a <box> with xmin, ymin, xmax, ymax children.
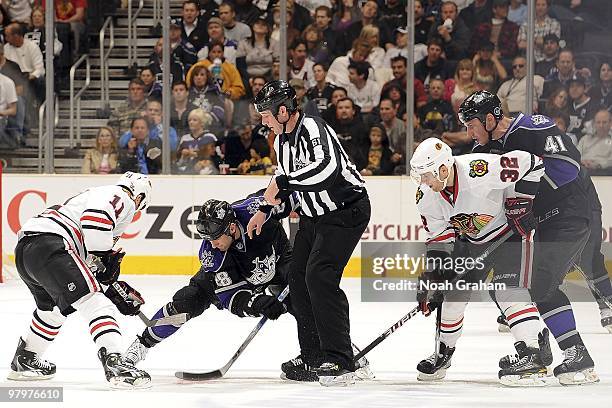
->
<box><xmin>458</xmin><ymin>90</ymin><xmax>503</xmax><ymax>126</ymax></box>
<box><xmin>254</xmin><ymin>80</ymin><xmax>298</xmax><ymax>117</ymax></box>
<box><xmin>196</xmin><ymin>199</ymin><xmax>236</xmax><ymax>241</ymax></box>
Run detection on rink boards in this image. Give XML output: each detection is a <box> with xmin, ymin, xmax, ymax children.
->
<box><xmin>3</xmin><ymin>174</ymin><xmax>612</xmax><ymax>277</ymax></box>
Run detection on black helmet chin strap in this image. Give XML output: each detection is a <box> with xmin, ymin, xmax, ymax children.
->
<box><xmin>483</xmin><ymin>115</ymin><xmax>500</xmax><ymax>142</ymax></box>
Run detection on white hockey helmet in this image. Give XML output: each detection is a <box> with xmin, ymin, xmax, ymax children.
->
<box><xmin>410</xmin><ymin>138</ymin><xmax>454</xmax><ymax>185</ymax></box>
<box><xmin>117</xmin><ymin>172</ymin><xmax>152</xmax><ymax>211</ymax></box>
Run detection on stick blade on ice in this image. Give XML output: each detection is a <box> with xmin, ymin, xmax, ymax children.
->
<box><xmin>175</xmin><ymin>370</ymin><xmax>224</xmax><ymax>381</ymax></box>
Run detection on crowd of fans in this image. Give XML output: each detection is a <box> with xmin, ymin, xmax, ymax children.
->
<box><xmin>3</xmin><ymin>0</ymin><xmax>612</xmax><ymax>176</ymax></box>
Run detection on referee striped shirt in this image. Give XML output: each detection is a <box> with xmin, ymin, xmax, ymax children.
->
<box><xmin>274</xmin><ymin>112</ymin><xmax>366</xmax><ymax>217</ymax></box>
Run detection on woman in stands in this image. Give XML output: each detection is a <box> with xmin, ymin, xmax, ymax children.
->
<box><xmin>356</xmin><ymin>25</ymin><xmax>386</xmax><ymax>71</ymax></box>
<box><xmin>188</xmin><ymin>65</ymin><xmax>226</xmax><ymax>136</ymax></box>
<box><xmin>81</xmin><ymin>126</ymin><xmax>118</xmax><ymax>174</ymax></box>
<box><xmin>237</xmin><ymin>17</ymin><xmax>279</xmax><ymax>80</ymax></box>
<box><xmin>472</xmin><ymin>41</ymin><xmax>507</xmax><ymax>93</ymax></box>
<box><xmin>588</xmin><ymin>61</ymin><xmax>612</xmax><ymax>110</ymax></box>
<box><xmin>544</xmin><ymin>85</ymin><xmax>570</xmax><ymax>116</ymax></box>
<box><xmin>140</xmin><ymin>67</ymin><xmax>161</xmax><ymax>100</ymax></box>
<box><xmin>444</xmin><ymin>58</ymin><xmax>477</xmax><ymax>113</ymax></box>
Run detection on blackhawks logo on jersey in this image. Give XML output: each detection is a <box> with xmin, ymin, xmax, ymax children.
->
<box><xmin>469</xmin><ymin>159</ymin><xmax>489</xmax><ymax>178</ymax></box>
<box><xmin>416</xmin><ymin>187</ymin><xmax>424</xmax><ymax>204</ymax></box>
<box><xmin>450</xmin><ymin>213</ymin><xmax>494</xmax><ymax>235</ymax></box>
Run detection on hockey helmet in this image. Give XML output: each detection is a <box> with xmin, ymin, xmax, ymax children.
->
<box><xmin>196</xmin><ymin>199</ymin><xmax>237</xmax><ymax>241</ymax></box>
<box><xmin>410</xmin><ymin>138</ymin><xmax>454</xmax><ymax>185</ymax></box>
<box><xmin>254</xmin><ymin>80</ymin><xmax>298</xmax><ymax>117</ymax></box>
<box><xmin>458</xmin><ymin>90</ymin><xmax>503</xmax><ymax>126</ymax></box>
<box><xmin>116</xmin><ymin>172</ymin><xmax>152</xmax><ymax>211</ymax></box>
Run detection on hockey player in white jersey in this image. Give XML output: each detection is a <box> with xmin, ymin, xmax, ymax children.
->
<box><xmin>411</xmin><ymin>138</ymin><xmax>552</xmax><ymax>386</ymax></box>
<box><xmin>7</xmin><ymin>172</ymin><xmax>152</xmax><ymax>389</ymax></box>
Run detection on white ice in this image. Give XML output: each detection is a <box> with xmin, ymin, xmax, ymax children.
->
<box><xmin>1</xmin><ymin>276</ymin><xmax>611</xmax><ymax>408</ymax></box>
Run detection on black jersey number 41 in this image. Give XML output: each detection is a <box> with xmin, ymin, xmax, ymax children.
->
<box><xmin>544</xmin><ymin>135</ymin><xmax>568</xmax><ymax>154</ymax></box>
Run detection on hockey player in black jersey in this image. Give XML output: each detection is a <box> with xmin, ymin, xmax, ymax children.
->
<box><xmin>458</xmin><ymin>91</ymin><xmax>602</xmax><ymax>385</ymax></box>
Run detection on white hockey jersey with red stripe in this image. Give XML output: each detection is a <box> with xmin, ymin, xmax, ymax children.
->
<box><xmin>416</xmin><ymin>151</ymin><xmax>544</xmax><ymax>249</ymax></box>
<box><xmin>19</xmin><ymin>186</ymin><xmax>137</xmax><ymax>258</ymax></box>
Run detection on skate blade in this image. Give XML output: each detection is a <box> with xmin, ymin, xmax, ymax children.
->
<box><xmin>318</xmin><ymin>372</ymin><xmax>356</xmax><ymax>387</ymax></box>
<box><xmin>499</xmin><ymin>371</ymin><xmax>547</xmax><ymax>387</ymax></box>
<box><xmin>7</xmin><ymin>370</ymin><xmax>55</xmax><ymax>381</ymax></box>
<box><xmin>417</xmin><ymin>368</ymin><xmax>447</xmax><ymax>382</ymax></box>
<box><xmin>109</xmin><ymin>376</ymin><xmax>152</xmax><ymax>390</ymax></box>
<box><xmin>498</xmin><ymin>323</ymin><xmax>511</xmax><ymax>333</ymax></box>
<box><xmin>279</xmin><ymin>373</ymin><xmax>318</xmax><ymax>383</ymax></box>
<box><xmin>354</xmin><ymin>365</ymin><xmax>375</xmax><ymax>381</ymax></box>
<box><xmin>557</xmin><ymin>368</ymin><xmax>600</xmax><ymax>386</ymax></box>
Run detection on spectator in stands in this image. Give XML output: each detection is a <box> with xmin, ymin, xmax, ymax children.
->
<box><xmin>175</xmin><ymin>108</ymin><xmax>216</xmax><ymax>174</ymax></box>
<box><xmin>332</xmin><ymin>0</ymin><xmax>360</xmax><ymax>34</ymax></box>
<box><xmin>508</xmin><ymin>0</ymin><xmax>527</xmax><ymax>25</ymax></box>
<box><xmin>423</xmin><ymin>0</ymin><xmax>443</xmax><ymax>21</ymax></box>
<box><xmin>379</xmin><ymin>98</ymin><xmax>406</xmax><ymax>165</ymax></box>
<box><xmin>118</xmin><ymin>100</ymin><xmax>179</xmax><ymax>152</ymax></box>
<box><xmin>472</xmin><ymin>40</ymin><xmax>507</xmax><ymax>92</ymax></box>
<box><xmin>219</xmin><ymin>2</ymin><xmax>251</xmax><ymax>43</ymax></box>
<box><xmin>196</xmin><ymin>0</ymin><xmax>219</xmax><ymax>23</ymax></box>
<box><xmin>414</xmin><ymin>37</ymin><xmax>450</xmax><ymax>88</ymax></box>
<box><xmin>81</xmin><ymin>126</ymin><xmax>119</xmax><ymax>174</ymax></box>
<box><xmin>149</xmin><ymin>37</ymin><xmax>186</xmax><ymax>87</ymax></box>
<box><xmin>543</xmin><ymin>85</ymin><xmax>569</xmax><ymax>116</ymax></box>
<box><xmin>428</xmin><ymin>0</ymin><xmax>470</xmax><ymax>60</ymax></box>
<box><xmin>4</xmin><ymin>23</ymin><xmax>45</xmax><ymax>105</ymax></box>
<box><xmin>225</xmin><ymin>123</ymin><xmax>263</xmax><ymax>168</ymax></box>
<box><xmin>543</xmin><ymin>49</ymin><xmax>591</xmax><ymax>98</ymax></box>
<box><xmin>180</xmin><ymin>0</ymin><xmax>209</xmax><ymax>52</ymax></box>
<box><xmin>270</xmin><ymin>2</ymin><xmax>300</xmax><ymax>46</ymax></box>
<box><xmin>171</xmin><ymin>81</ymin><xmax>196</xmax><ymax>138</ymax></box>
<box><xmin>535</xmin><ymin>33</ymin><xmax>560</xmax><ymax>78</ymax></box>
<box><xmin>383</xmin><ymin>27</ymin><xmax>427</xmax><ymax>69</ymax></box>
<box><xmin>170</xmin><ymin>17</ymin><xmax>198</xmax><ymax>72</ymax></box>
<box><xmin>567</xmin><ymin>74</ymin><xmax>599</xmax><ymax>141</ymax></box>
<box><xmin>306</xmin><ymin>63</ymin><xmax>335</xmax><ymax>114</ymax></box>
<box><xmin>444</xmin><ymin>58</ymin><xmax>477</xmax><ymax>112</ymax></box>
<box><xmin>332</xmin><ymin>97</ymin><xmax>368</xmax><ymax>160</ymax></box>
<box><xmin>347</xmin><ymin>60</ymin><xmax>380</xmax><ymax>115</ymax></box>
<box><xmin>322</xmin><ymin>86</ymin><xmax>348</xmax><ymax>124</ymax></box>
<box><xmin>459</xmin><ymin>0</ymin><xmax>493</xmax><ymax>28</ymax></box>
<box><xmin>26</xmin><ymin>6</ymin><xmax>62</xmax><ymax>59</ymax></box>
<box><xmin>50</xmin><ymin>0</ymin><xmax>86</xmax><ymax>58</ymax></box>
<box><xmin>236</xmin><ymin>138</ymin><xmax>273</xmax><ymax>175</ymax></box>
<box><xmin>289</xmin><ymin>78</ymin><xmax>312</xmax><ymax>112</ymax></box>
<box><xmin>381</xmin><ymin>82</ymin><xmax>407</xmax><ymax>119</ymax></box>
<box><xmin>327</xmin><ymin>40</ymin><xmax>372</xmax><ymax>90</ymax></box>
<box><xmin>288</xmin><ymin>38</ymin><xmax>316</xmax><ymax>89</ymax></box>
<box><xmin>3</xmin><ymin>0</ymin><xmax>31</xmax><ymax>24</ymax></box>
<box><xmin>140</xmin><ymin>67</ymin><xmax>162</xmax><ymax>100</ymax></box>
<box><xmin>356</xmin><ymin>25</ymin><xmax>386</xmax><ymax>71</ymax></box>
<box><xmin>0</xmin><ymin>43</ymin><xmax>25</xmax><ymax>138</ymax></box>
<box><xmin>234</xmin><ymin>0</ymin><xmax>261</xmax><ymax>27</ymax></box>
<box><xmin>198</xmin><ymin>17</ymin><xmax>238</xmax><ymax>64</ymax></box>
<box><xmin>415</xmin><ymin>0</ymin><xmax>433</xmax><ymax>45</ymax></box>
<box><xmin>354</xmin><ymin>124</ymin><xmax>395</xmax><ymax>176</ymax></box>
<box><xmin>236</xmin><ymin>17</ymin><xmax>278</xmax><ymax>80</ymax></box>
<box><xmin>0</xmin><ymin>70</ymin><xmax>18</xmax><ymax>148</ymax></box>
<box><xmin>381</xmin><ymin>56</ymin><xmax>428</xmax><ymax>110</ymax></box>
<box><xmin>418</xmin><ymin>78</ymin><xmax>457</xmax><ymax>136</ymax></box>
<box><xmin>187</xmin><ymin>40</ymin><xmax>246</xmax><ymax>102</ymax></box>
<box><xmin>497</xmin><ymin>55</ymin><xmax>544</xmax><ymax>116</ymax></box>
<box><xmin>314</xmin><ymin>6</ymin><xmax>337</xmax><ymax>59</ymax></box>
<box><xmin>577</xmin><ymin>109</ymin><xmax>612</xmax><ymax>173</ymax></box>
<box><xmin>380</xmin><ymin>0</ymin><xmax>407</xmax><ymax>30</ymax></box>
<box><xmin>247</xmin><ymin>74</ymin><xmax>266</xmax><ymax>125</ymax></box>
<box><xmin>117</xmin><ymin>117</ymin><xmax>162</xmax><ymax>175</ymax></box>
<box><xmin>192</xmin><ymin>134</ymin><xmax>221</xmax><ymax>175</ymax></box>
<box><xmin>469</xmin><ymin>0</ymin><xmax>519</xmax><ymax>59</ymax></box>
<box><xmin>108</xmin><ymin>78</ymin><xmax>147</xmax><ymax>138</ymax></box>
<box><xmin>188</xmin><ymin>64</ymin><xmax>227</xmax><ymax>135</ymax></box>
<box><xmin>343</xmin><ymin>0</ymin><xmax>393</xmax><ymax>53</ymax></box>
<box><xmin>303</xmin><ymin>24</ymin><xmax>330</xmax><ymax>66</ymax></box>
<box><xmin>589</xmin><ymin>62</ymin><xmax>612</xmax><ymax>111</ymax></box>
<box><xmin>517</xmin><ymin>0</ymin><xmax>560</xmax><ymax>62</ymax></box>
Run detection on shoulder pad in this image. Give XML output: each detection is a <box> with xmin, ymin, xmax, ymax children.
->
<box><xmin>198</xmin><ymin>241</ymin><xmax>226</xmax><ymax>273</ymax></box>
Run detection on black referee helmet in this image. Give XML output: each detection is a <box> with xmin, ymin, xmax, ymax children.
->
<box><xmin>254</xmin><ymin>80</ymin><xmax>298</xmax><ymax>117</ymax></box>
<box><xmin>196</xmin><ymin>200</ymin><xmax>236</xmax><ymax>241</ymax></box>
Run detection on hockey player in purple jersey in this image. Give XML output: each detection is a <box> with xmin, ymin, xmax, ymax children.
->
<box><xmin>458</xmin><ymin>91</ymin><xmax>601</xmax><ymax>385</ymax></box>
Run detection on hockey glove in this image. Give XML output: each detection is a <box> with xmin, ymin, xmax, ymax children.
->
<box><xmin>504</xmin><ymin>197</ymin><xmax>537</xmax><ymax>237</ymax></box>
<box><xmin>105</xmin><ymin>281</ymin><xmax>145</xmax><ymax>316</ymax></box>
<box><xmin>91</xmin><ymin>250</ymin><xmax>125</xmax><ymax>285</ymax></box>
<box><xmin>417</xmin><ymin>274</ymin><xmax>444</xmax><ymax>317</ymax></box>
<box><xmin>249</xmin><ymin>294</ymin><xmax>287</xmax><ymax>320</ymax></box>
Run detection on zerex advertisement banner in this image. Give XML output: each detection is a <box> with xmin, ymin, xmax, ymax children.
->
<box><xmin>3</xmin><ymin>175</ymin><xmax>612</xmax><ymax>276</ymax></box>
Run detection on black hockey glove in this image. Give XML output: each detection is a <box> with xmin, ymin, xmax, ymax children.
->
<box><xmin>91</xmin><ymin>250</ymin><xmax>125</xmax><ymax>285</ymax></box>
<box><xmin>417</xmin><ymin>273</ymin><xmax>444</xmax><ymax>317</ymax></box>
<box><xmin>249</xmin><ymin>294</ymin><xmax>287</xmax><ymax>320</ymax></box>
<box><xmin>105</xmin><ymin>281</ymin><xmax>145</xmax><ymax>316</ymax></box>
<box><xmin>504</xmin><ymin>197</ymin><xmax>537</xmax><ymax>237</ymax></box>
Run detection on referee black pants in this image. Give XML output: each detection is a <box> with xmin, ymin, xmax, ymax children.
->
<box><xmin>289</xmin><ymin>196</ymin><xmax>370</xmax><ymax>370</ymax></box>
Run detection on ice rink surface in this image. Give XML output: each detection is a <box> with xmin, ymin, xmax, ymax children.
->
<box><xmin>1</xmin><ymin>276</ymin><xmax>611</xmax><ymax>408</ymax></box>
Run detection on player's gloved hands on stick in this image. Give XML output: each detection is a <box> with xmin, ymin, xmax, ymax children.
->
<box><xmin>504</xmin><ymin>197</ymin><xmax>537</xmax><ymax>237</ymax></box>
<box><xmin>250</xmin><ymin>294</ymin><xmax>287</xmax><ymax>320</ymax></box>
<box><xmin>105</xmin><ymin>281</ymin><xmax>145</xmax><ymax>316</ymax></box>
<box><xmin>417</xmin><ymin>274</ymin><xmax>443</xmax><ymax>317</ymax></box>
<box><xmin>94</xmin><ymin>250</ymin><xmax>125</xmax><ymax>285</ymax></box>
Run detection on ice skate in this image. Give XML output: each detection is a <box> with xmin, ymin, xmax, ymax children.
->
<box><xmin>353</xmin><ymin>343</ymin><xmax>375</xmax><ymax>380</ymax></box>
<box><xmin>600</xmin><ymin>308</ymin><xmax>612</xmax><ymax>333</ymax></box>
<box><xmin>554</xmin><ymin>344</ymin><xmax>600</xmax><ymax>386</ymax></box>
<box><xmin>498</xmin><ymin>340</ymin><xmax>549</xmax><ymax>387</ymax></box>
<box><xmin>315</xmin><ymin>362</ymin><xmax>356</xmax><ymax>387</ymax></box>
<box><xmin>98</xmin><ymin>347</ymin><xmax>151</xmax><ymax>389</ymax></box>
<box><xmin>123</xmin><ymin>336</ymin><xmax>149</xmax><ymax>366</ymax></box>
<box><xmin>7</xmin><ymin>338</ymin><xmax>56</xmax><ymax>381</ymax></box>
<box><xmin>417</xmin><ymin>342</ymin><xmax>455</xmax><ymax>381</ymax></box>
<box><xmin>497</xmin><ymin>315</ymin><xmax>510</xmax><ymax>333</ymax></box>
<box><xmin>280</xmin><ymin>355</ymin><xmax>318</xmax><ymax>382</ymax></box>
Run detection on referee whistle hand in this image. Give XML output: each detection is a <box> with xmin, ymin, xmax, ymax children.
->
<box><xmin>264</xmin><ymin>178</ymin><xmax>281</xmax><ymax>206</ymax></box>
<box><xmin>247</xmin><ymin>211</ymin><xmax>267</xmax><ymax>239</ymax></box>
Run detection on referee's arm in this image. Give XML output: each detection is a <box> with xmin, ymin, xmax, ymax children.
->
<box><xmin>276</xmin><ymin>121</ymin><xmax>340</xmax><ymax>192</ymax></box>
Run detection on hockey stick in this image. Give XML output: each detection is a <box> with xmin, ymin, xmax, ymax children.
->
<box><xmin>137</xmin><ymin>311</ymin><xmax>189</xmax><ymax>328</ymax></box>
<box><xmin>573</xmin><ymin>263</ymin><xmax>612</xmax><ymax>311</ymax></box>
<box><xmin>353</xmin><ymin>229</ymin><xmax>514</xmax><ymax>363</ymax></box>
<box><xmin>176</xmin><ymin>285</ymin><xmax>291</xmax><ymax>381</ymax></box>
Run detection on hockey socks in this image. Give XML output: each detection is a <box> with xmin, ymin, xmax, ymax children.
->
<box><xmin>73</xmin><ymin>292</ymin><xmax>122</xmax><ymax>353</ymax></box>
<box><xmin>500</xmin><ymin>303</ymin><xmax>541</xmax><ymax>348</ymax></box>
<box><xmin>25</xmin><ymin>308</ymin><xmax>66</xmax><ymax>355</ymax></box>
<box><xmin>438</xmin><ymin>302</ymin><xmax>467</xmax><ymax>348</ymax></box>
<box><xmin>537</xmin><ymin>290</ymin><xmax>584</xmax><ymax>350</ymax></box>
